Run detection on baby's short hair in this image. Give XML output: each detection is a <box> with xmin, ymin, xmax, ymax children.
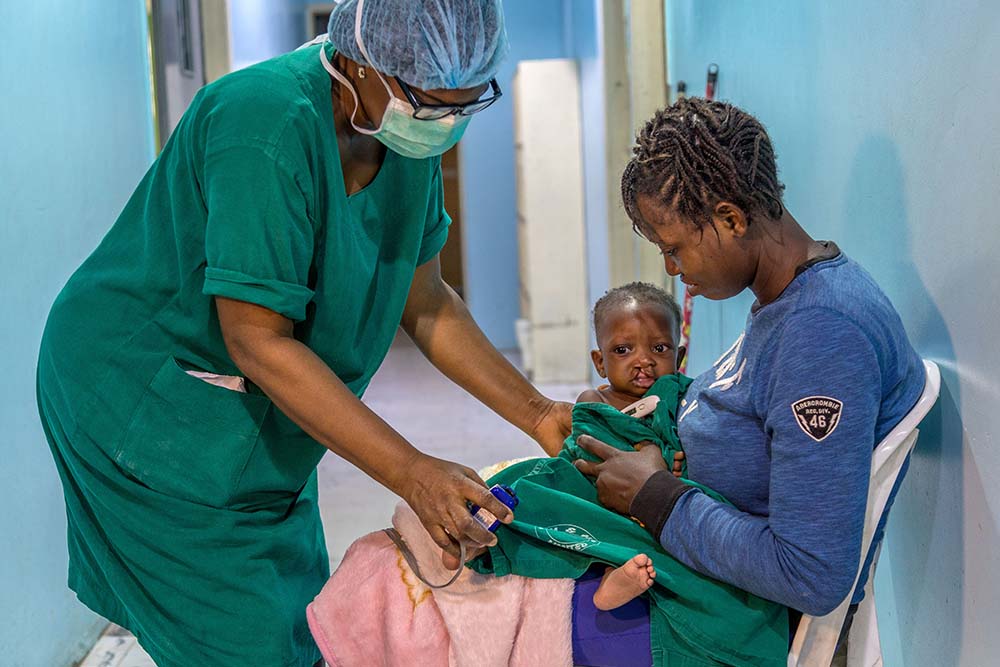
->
<box><xmin>593</xmin><ymin>282</ymin><xmax>682</xmax><ymax>338</ymax></box>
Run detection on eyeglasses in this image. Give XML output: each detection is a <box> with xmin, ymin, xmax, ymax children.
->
<box><xmin>395</xmin><ymin>78</ymin><xmax>503</xmax><ymax>120</ymax></box>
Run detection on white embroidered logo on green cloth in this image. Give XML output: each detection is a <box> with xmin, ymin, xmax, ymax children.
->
<box><xmin>533</xmin><ymin>524</ymin><xmax>601</xmax><ymax>552</ymax></box>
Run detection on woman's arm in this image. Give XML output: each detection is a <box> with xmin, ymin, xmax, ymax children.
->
<box><xmin>400</xmin><ymin>256</ymin><xmax>572</xmax><ymax>457</ymax></box>
<box><xmin>579</xmin><ymin>310</ymin><xmax>882</xmax><ymax>614</ymax></box>
<box><xmin>215</xmin><ymin>296</ymin><xmax>511</xmax><ymax>568</ymax></box>
<box><xmin>660</xmin><ymin>312</ymin><xmax>881</xmax><ymax>614</ymax></box>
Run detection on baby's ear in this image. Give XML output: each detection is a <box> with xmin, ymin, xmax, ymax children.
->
<box><xmin>676</xmin><ymin>345</ymin><xmax>687</xmax><ymax>371</ymax></box>
<box><xmin>590</xmin><ymin>349</ymin><xmax>606</xmax><ymax>377</ymax></box>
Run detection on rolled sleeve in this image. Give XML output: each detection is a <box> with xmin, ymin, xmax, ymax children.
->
<box><xmin>203</xmin><ymin>268</ymin><xmax>314</xmax><ymax>322</ymax></box>
<box><xmin>202</xmin><ymin>143</ymin><xmax>315</xmax><ymax>321</ymax></box>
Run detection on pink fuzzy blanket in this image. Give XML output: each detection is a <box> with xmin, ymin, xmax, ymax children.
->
<box><xmin>307</xmin><ymin>502</ymin><xmax>574</xmax><ymax>666</ymax></box>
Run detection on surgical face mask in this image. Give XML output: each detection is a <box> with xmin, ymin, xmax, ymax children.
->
<box><xmin>319</xmin><ymin>45</ymin><xmax>470</xmax><ymax>160</ymax></box>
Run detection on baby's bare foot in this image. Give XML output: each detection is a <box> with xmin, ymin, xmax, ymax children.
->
<box><xmin>592</xmin><ymin>554</ymin><xmax>656</xmax><ymax>611</ymax></box>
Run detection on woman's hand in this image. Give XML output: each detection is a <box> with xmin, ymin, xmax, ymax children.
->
<box><xmin>399</xmin><ymin>453</ymin><xmax>514</xmax><ymax>570</ymax></box>
<box><xmin>530</xmin><ymin>399</ymin><xmax>574</xmax><ymax>456</ymax></box>
<box><xmin>573</xmin><ymin>435</ymin><xmax>669</xmax><ymax>514</ymax></box>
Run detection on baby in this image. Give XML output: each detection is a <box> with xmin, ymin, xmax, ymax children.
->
<box><xmin>575</xmin><ymin>281</ymin><xmax>686</xmax><ymax>610</ymax></box>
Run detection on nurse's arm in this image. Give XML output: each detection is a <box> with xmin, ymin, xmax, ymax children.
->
<box><xmin>214</xmin><ymin>296</ymin><xmax>511</xmax><ymax>568</ymax></box>
<box><xmin>400</xmin><ymin>256</ymin><xmax>572</xmax><ymax>457</ymax></box>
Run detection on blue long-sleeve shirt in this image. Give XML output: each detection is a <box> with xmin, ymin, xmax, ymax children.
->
<box><xmin>661</xmin><ymin>252</ymin><xmax>923</xmax><ymax>616</ymax></box>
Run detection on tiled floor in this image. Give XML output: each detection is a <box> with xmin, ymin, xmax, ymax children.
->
<box><xmin>78</xmin><ymin>332</ymin><xmax>586</xmax><ymax>665</ymax></box>
<box><xmin>78</xmin><ymin>625</ymin><xmax>155</xmax><ymax>667</ymax></box>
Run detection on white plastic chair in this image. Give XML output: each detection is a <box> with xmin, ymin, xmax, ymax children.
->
<box><xmin>788</xmin><ymin>359</ymin><xmax>941</xmax><ymax>667</ymax></box>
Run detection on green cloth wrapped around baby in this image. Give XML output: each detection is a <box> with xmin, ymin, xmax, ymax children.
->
<box><xmin>468</xmin><ymin>374</ymin><xmax>789</xmax><ymax>667</ymax></box>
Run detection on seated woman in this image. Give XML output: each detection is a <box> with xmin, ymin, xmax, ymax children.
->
<box><xmin>567</xmin><ymin>97</ymin><xmax>925</xmax><ymax>665</ymax></box>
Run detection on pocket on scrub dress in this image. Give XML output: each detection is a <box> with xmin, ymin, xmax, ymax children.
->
<box><xmin>115</xmin><ymin>356</ymin><xmax>272</xmax><ymax>507</ymax></box>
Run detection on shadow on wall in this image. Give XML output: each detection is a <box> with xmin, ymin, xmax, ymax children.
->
<box><xmin>842</xmin><ymin>135</ymin><xmax>962</xmax><ymax>667</ymax></box>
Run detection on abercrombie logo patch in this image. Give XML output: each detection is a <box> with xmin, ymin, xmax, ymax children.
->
<box><xmin>791</xmin><ymin>396</ymin><xmax>843</xmax><ymax>442</ymax></box>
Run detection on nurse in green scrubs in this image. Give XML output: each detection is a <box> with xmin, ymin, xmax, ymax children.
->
<box><xmin>36</xmin><ymin>1</ymin><xmax>570</xmax><ymax>665</ymax></box>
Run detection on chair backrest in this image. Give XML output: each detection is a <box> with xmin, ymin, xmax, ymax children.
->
<box><xmin>788</xmin><ymin>359</ymin><xmax>941</xmax><ymax>666</ymax></box>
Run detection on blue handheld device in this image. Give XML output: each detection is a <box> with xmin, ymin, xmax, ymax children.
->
<box><xmin>470</xmin><ymin>484</ymin><xmax>519</xmax><ymax>532</ymax></box>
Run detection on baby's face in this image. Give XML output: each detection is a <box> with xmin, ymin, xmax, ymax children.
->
<box><xmin>593</xmin><ymin>302</ymin><xmax>679</xmax><ymax>399</ymax></box>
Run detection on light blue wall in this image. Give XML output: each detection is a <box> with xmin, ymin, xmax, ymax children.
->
<box><xmin>665</xmin><ymin>2</ymin><xmax>1000</xmax><ymax>664</ymax></box>
<box><xmin>229</xmin><ymin>0</ymin><xmax>315</xmax><ymax>69</ymax></box>
<box><xmin>0</xmin><ymin>2</ymin><xmax>156</xmax><ymax>665</ymax></box>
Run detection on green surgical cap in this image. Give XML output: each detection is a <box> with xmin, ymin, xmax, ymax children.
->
<box><xmin>326</xmin><ymin>0</ymin><xmax>509</xmax><ymax>90</ymax></box>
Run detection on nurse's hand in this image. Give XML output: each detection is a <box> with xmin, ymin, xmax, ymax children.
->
<box><xmin>573</xmin><ymin>435</ymin><xmax>668</xmax><ymax>515</ymax></box>
<box><xmin>401</xmin><ymin>454</ymin><xmax>513</xmax><ymax>570</ymax></box>
<box><xmin>531</xmin><ymin>399</ymin><xmax>574</xmax><ymax>457</ymax></box>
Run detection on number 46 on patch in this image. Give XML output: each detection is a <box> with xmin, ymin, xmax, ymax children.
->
<box><xmin>791</xmin><ymin>396</ymin><xmax>843</xmax><ymax>442</ymax></box>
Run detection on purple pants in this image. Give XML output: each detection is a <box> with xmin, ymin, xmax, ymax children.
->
<box><xmin>572</xmin><ymin>566</ymin><xmax>652</xmax><ymax>667</ymax></box>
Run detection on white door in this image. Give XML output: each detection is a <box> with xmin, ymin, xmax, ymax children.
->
<box><xmin>514</xmin><ymin>59</ymin><xmax>589</xmax><ymax>384</ymax></box>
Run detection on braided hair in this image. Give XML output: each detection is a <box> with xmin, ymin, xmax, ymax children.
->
<box><xmin>621</xmin><ymin>97</ymin><xmax>785</xmax><ymax>237</ymax></box>
<box><xmin>593</xmin><ymin>281</ymin><xmax>682</xmax><ymax>339</ymax></box>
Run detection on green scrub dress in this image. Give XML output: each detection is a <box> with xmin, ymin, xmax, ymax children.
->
<box><xmin>36</xmin><ymin>44</ymin><xmax>450</xmax><ymax>667</ymax></box>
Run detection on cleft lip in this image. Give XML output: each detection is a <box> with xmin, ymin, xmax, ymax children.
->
<box><xmin>633</xmin><ymin>368</ymin><xmax>656</xmax><ymax>386</ymax></box>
